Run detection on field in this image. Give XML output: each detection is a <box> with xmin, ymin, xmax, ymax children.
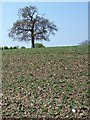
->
<box><xmin>2</xmin><ymin>45</ymin><xmax>89</xmax><ymax>119</ymax></box>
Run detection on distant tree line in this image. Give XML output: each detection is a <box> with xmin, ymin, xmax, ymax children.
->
<box><xmin>0</xmin><ymin>43</ymin><xmax>45</xmax><ymax>50</ymax></box>
<box><xmin>0</xmin><ymin>46</ymin><xmax>20</xmax><ymax>50</ymax></box>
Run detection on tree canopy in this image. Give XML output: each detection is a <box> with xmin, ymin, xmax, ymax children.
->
<box><xmin>8</xmin><ymin>6</ymin><xmax>58</xmax><ymax>48</ymax></box>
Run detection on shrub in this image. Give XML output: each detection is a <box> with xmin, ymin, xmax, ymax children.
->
<box><xmin>1</xmin><ymin>47</ymin><xmax>3</xmax><ymax>50</ymax></box>
<box><xmin>13</xmin><ymin>46</ymin><xmax>19</xmax><ymax>49</ymax></box>
<box><xmin>4</xmin><ymin>46</ymin><xmax>9</xmax><ymax>49</ymax></box>
<box><xmin>35</xmin><ymin>43</ymin><xmax>45</xmax><ymax>48</ymax></box>
<box><xmin>20</xmin><ymin>46</ymin><xmax>26</xmax><ymax>49</ymax></box>
<box><xmin>10</xmin><ymin>46</ymin><xmax>13</xmax><ymax>49</ymax></box>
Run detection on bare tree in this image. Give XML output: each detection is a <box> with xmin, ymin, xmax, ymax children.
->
<box><xmin>8</xmin><ymin>6</ymin><xmax>58</xmax><ymax>48</ymax></box>
<box><xmin>79</xmin><ymin>40</ymin><xmax>90</xmax><ymax>45</ymax></box>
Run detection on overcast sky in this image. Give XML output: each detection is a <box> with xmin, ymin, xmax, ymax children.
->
<box><xmin>1</xmin><ymin>1</ymin><xmax>88</xmax><ymax>48</ymax></box>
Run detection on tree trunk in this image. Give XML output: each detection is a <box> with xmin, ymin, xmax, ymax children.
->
<box><xmin>31</xmin><ymin>36</ymin><xmax>35</xmax><ymax>48</ymax></box>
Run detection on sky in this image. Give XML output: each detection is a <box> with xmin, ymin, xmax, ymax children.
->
<box><xmin>1</xmin><ymin>1</ymin><xmax>88</xmax><ymax>48</ymax></box>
